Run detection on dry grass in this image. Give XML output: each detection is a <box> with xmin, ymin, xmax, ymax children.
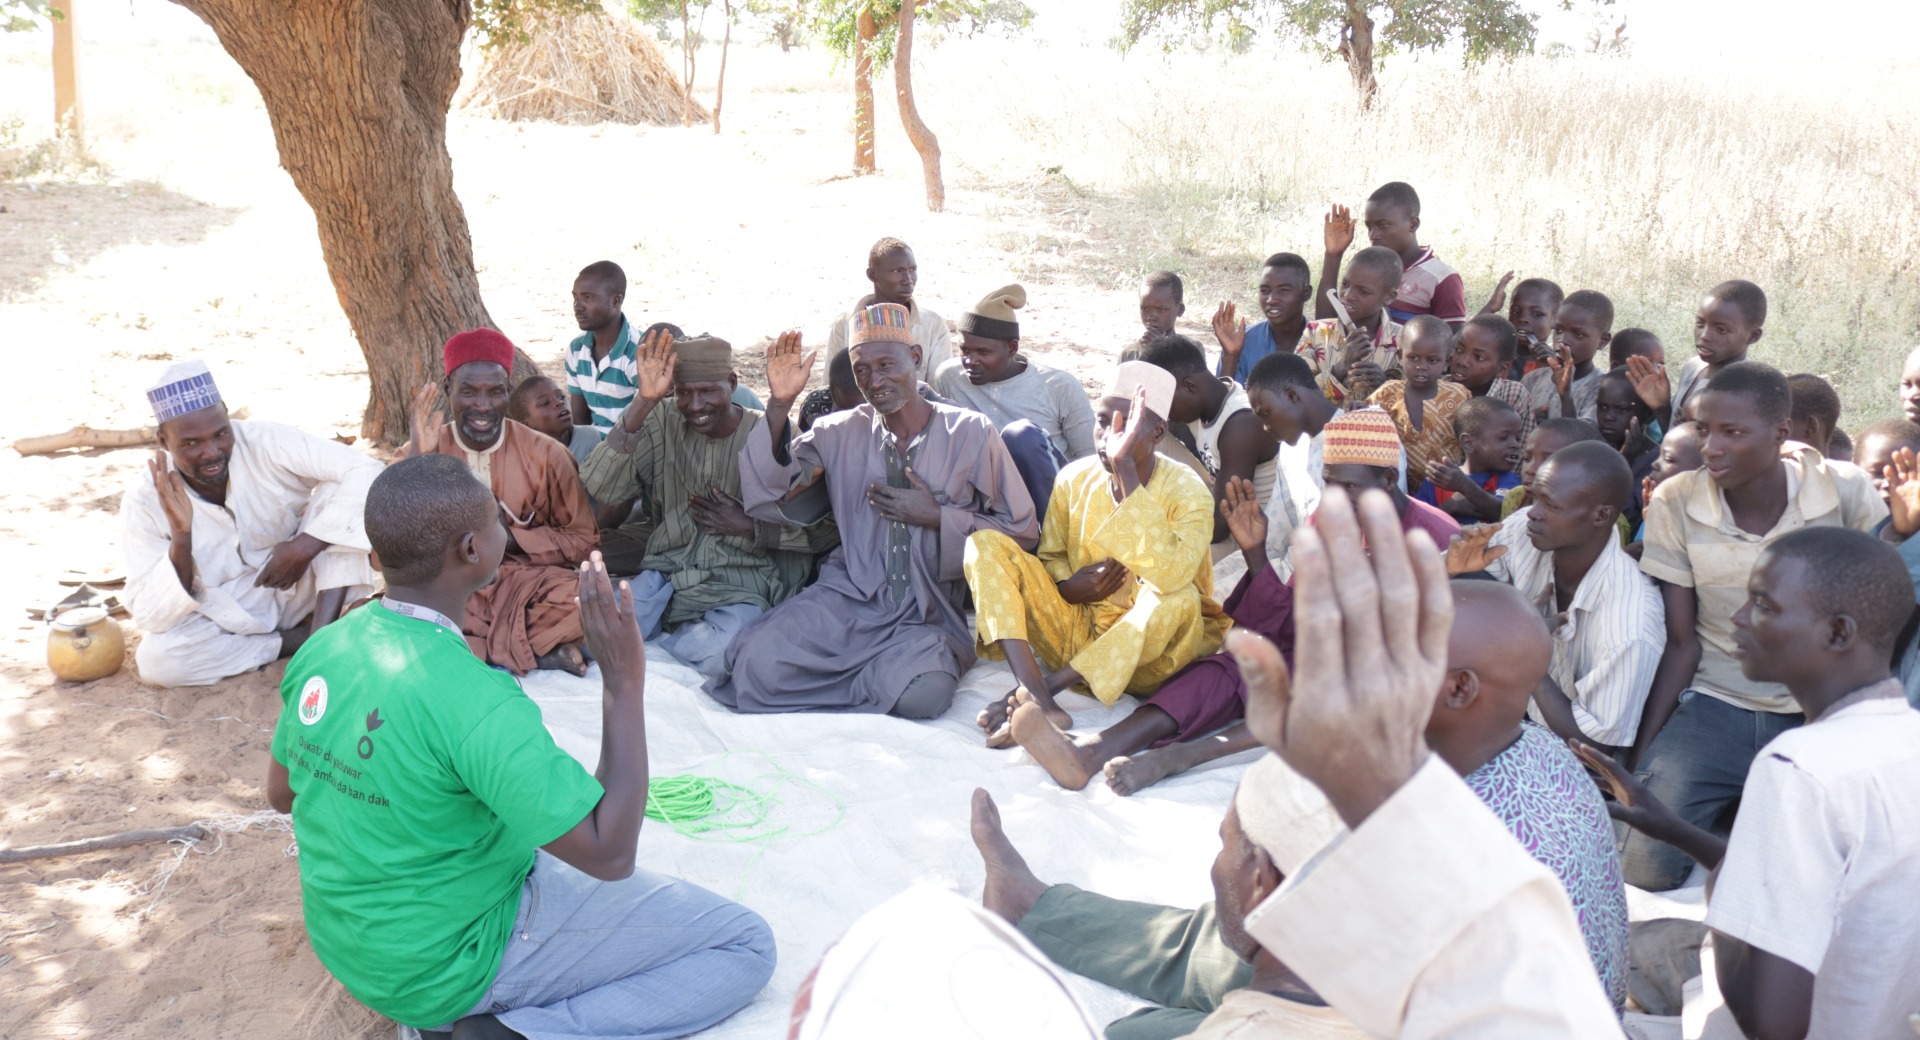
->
<box><xmin>460</xmin><ymin>10</ymin><xmax>709</xmax><ymax>127</ymax></box>
<box><xmin>910</xmin><ymin>45</ymin><xmax>1920</xmax><ymax>422</ymax></box>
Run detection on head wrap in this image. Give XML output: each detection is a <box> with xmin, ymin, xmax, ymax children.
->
<box><xmin>851</xmin><ymin>302</ymin><xmax>915</xmax><ymax>348</ymax></box>
<box><xmin>960</xmin><ymin>284</ymin><xmax>1025</xmax><ymax>341</ymax></box>
<box><xmin>442</xmin><ymin>328</ymin><xmax>516</xmax><ymax>376</ymax></box>
<box><xmin>1233</xmin><ymin>753</ymin><xmax>1345</xmax><ymax>877</ymax></box>
<box><xmin>1102</xmin><ymin>360</ymin><xmax>1176</xmax><ymax>422</ymax></box>
<box><xmin>671</xmin><ymin>335</ymin><xmax>734</xmax><ymax>384</ymax></box>
<box><xmin>147</xmin><ymin>360</ymin><xmax>223</xmax><ymax>423</ymax></box>
<box><xmin>1322</xmin><ymin>407</ymin><xmax>1404</xmax><ymax>469</ymax></box>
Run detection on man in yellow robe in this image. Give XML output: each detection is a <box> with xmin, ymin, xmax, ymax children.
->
<box><xmin>969</xmin><ymin>360</ymin><xmax>1230</xmax><ymax>747</ymax></box>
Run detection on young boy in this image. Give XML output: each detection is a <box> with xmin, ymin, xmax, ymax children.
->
<box><xmin>1448</xmin><ymin>312</ymin><xmax>1536</xmax><ymax>446</ymax></box>
<box><xmin>1502</xmin><ymin>417</ymin><xmax>1607</xmax><ymax>520</ymax></box>
<box><xmin>1418</xmin><ymin>396</ymin><xmax>1524</xmax><ymax>522</ymax></box>
<box><xmin>1785</xmin><ymin>373</ymin><xmax>1843</xmax><ymax>458</ymax></box>
<box><xmin>1852</xmin><ymin>418</ymin><xmax>1920</xmax><ymax>504</ymax></box>
<box><xmin>1297</xmin><ymin>246</ymin><xmax>1404</xmax><ymax>407</ymax></box>
<box><xmin>1523</xmin><ymin>289</ymin><xmax>1613</xmax><ymax>423</ymax></box>
<box><xmin>1367</xmin><ymin>315</ymin><xmax>1468</xmax><ymax>490</ymax></box>
<box><xmin>1506</xmin><ymin>277</ymin><xmax>1565</xmax><ymax>380</ymax></box>
<box><xmin>1608</xmin><ymin>327</ymin><xmax>1665</xmax><ymax>370</ymax></box>
<box><xmin>1318</xmin><ymin>182</ymin><xmax>1467</xmax><ymax>329</ymax></box>
<box><xmin>509</xmin><ymin>375</ymin><xmax>605</xmax><ymax>468</ymax></box>
<box><xmin>1210</xmin><ymin>252</ymin><xmax>1312</xmax><ymax>385</ymax></box>
<box><xmin>1593</xmin><ymin>369</ymin><xmax>1660</xmax><ymax>530</ymax></box>
<box><xmin>1139</xmin><ymin>270</ymin><xmax>1185</xmax><ymax>343</ymax></box>
<box><xmin>1669</xmin><ymin>279</ymin><xmax>1767</xmax><ymax>423</ymax></box>
<box><xmin>1629</xmin><ymin>421</ymin><xmax>1705</xmax><ymax>553</ymax></box>
<box><xmin>1626</xmin><ymin>362</ymin><xmax>1885</xmax><ymax>892</ymax></box>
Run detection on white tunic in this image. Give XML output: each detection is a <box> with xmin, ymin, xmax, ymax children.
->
<box><xmin>120</xmin><ymin>420</ymin><xmax>380</xmax><ymax>686</ymax></box>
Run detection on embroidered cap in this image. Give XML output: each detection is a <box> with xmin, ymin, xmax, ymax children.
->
<box><xmin>1322</xmin><ymin>407</ymin><xmax>1404</xmax><ymax>469</ymax></box>
<box><xmin>146</xmin><ymin>359</ymin><xmax>223</xmax><ymax>423</ymax></box>
<box><xmin>850</xmin><ymin>302</ymin><xmax>915</xmax><ymax>348</ymax></box>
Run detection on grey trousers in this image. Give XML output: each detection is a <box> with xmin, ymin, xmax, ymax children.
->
<box><xmin>1017</xmin><ymin>884</ymin><xmax>1251</xmax><ymax>1040</ymax></box>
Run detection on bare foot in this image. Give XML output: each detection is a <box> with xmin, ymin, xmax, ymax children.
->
<box><xmin>980</xmin><ymin>690</ymin><xmax>1022</xmax><ymax>748</ymax></box>
<box><xmin>1011</xmin><ymin>701</ymin><xmax>1094</xmax><ymax>790</ymax></box>
<box><xmin>970</xmin><ymin>788</ymin><xmax>1047</xmax><ymax>926</ymax></box>
<box><xmin>1025</xmin><ymin>687</ymin><xmax>1074</xmax><ymax>731</ymax></box>
<box><xmin>534</xmin><ymin>640</ymin><xmax>589</xmax><ymax>676</ymax></box>
<box><xmin>1104</xmin><ymin>748</ymin><xmax>1182</xmax><ymax>797</ymax></box>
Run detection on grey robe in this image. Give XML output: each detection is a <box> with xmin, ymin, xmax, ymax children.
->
<box><xmin>705</xmin><ymin>400</ymin><xmax>1038</xmax><ymax>713</ymax></box>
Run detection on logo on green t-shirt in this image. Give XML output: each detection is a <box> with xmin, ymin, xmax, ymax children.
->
<box><xmin>299</xmin><ymin>676</ymin><xmax>328</xmax><ymax>725</ymax></box>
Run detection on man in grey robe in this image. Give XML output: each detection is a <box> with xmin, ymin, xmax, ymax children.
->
<box><xmin>705</xmin><ymin>305</ymin><xmax>1039</xmax><ymax>718</ymax></box>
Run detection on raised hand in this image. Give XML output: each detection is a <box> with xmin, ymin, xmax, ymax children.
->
<box><xmin>1057</xmin><ymin>558</ymin><xmax>1129</xmax><ymax>604</ymax></box>
<box><xmin>867</xmin><ymin>467</ymin><xmax>942</xmax><ymax>528</ymax></box>
<box><xmin>1323</xmin><ymin>203</ymin><xmax>1356</xmax><ymax>256</ymax></box>
<box><xmin>1425</xmin><ymin>458</ymin><xmax>1477</xmax><ymax>497</ymax></box>
<box><xmin>1641</xmin><ymin>474</ymin><xmax>1658</xmax><ymax>510</ymax></box>
<box><xmin>634</xmin><ymin>326</ymin><xmax>677</xmax><ymax>403</ymax></box>
<box><xmin>576</xmin><ymin>551</ymin><xmax>646</xmax><ymax>683</ymax></box>
<box><xmin>1221</xmin><ymin>475</ymin><xmax>1269</xmax><ymax>554</ymax></box>
<box><xmin>1228</xmin><ymin>487</ymin><xmax>1453</xmax><ymax>826</ymax></box>
<box><xmin>1444</xmin><ymin>523</ymin><xmax>1508</xmax><ymax>575</ymax></box>
<box><xmin>408</xmin><ymin>381</ymin><xmax>444</xmax><ymax>455</ymax></box>
<box><xmin>766</xmin><ymin>330</ymin><xmax>817</xmax><ymax>406</ymax></box>
<box><xmin>1888</xmin><ymin>447</ymin><xmax>1920</xmax><ymax>538</ymax></box>
<box><xmin>690</xmin><ymin>486</ymin><xmax>754</xmax><ymax>539</ymax></box>
<box><xmin>148</xmin><ymin>451</ymin><xmax>195</xmax><ymax>535</ymax></box>
<box><xmin>1483</xmin><ymin>270</ymin><xmax>1515</xmax><ymax>315</ymax></box>
<box><xmin>1211</xmin><ymin>301</ymin><xmax>1246</xmax><ymax>355</ymax></box>
<box><xmin>1625</xmin><ymin>354</ymin><xmax>1670</xmax><ymax>412</ymax></box>
<box><xmin>1550</xmin><ymin>343</ymin><xmax>1575</xmax><ymax>396</ymax></box>
<box><xmin>1106</xmin><ymin>381</ymin><xmax>1154</xmax><ymax>466</ymax></box>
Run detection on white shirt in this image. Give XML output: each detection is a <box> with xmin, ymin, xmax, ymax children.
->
<box><xmin>824</xmin><ymin>299</ymin><xmax>952</xmax><ymax>381</ymax></box>
<box><xmin>120</xmin><ymin>420</ymin><xmax>380</xmax><ymax>637</ymax></box>
<box><xmin>1702</xmin><ymin>681</ymin><xmax>1920</xmax><ymax>1038</ymax></box>
<box><xmin>1488</xmin><ymin>509</ymin><xmax>1666</xmax><ymax>745</ymax></box>
<box><xmin>1243</xmin><ymin>756</ymin><xmax>1624</xmax><ymax>1039</ymax></box>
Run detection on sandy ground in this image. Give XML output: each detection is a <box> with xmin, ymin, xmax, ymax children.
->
<box><xmin>0</xmin><ymin>23</ymin><xmax>1228</xmax><ymax>1039</ymax></box>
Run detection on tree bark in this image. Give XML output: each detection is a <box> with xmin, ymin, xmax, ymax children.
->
<box><xmin>1341</xmin><ymin>1</ymin><xmax>1378</xmax><ymax>108</ymax></box>
<box><xmin>892</xmin><ymin>0</ymin><xmax>943</xmax><ymax>211</ymax></box>
<box><xmin>852</xmin><ymin>6</ymin><xmax>877</xmax><ymax>175</ymax></box>
<box><xmin>168</xmin><ymin>0</ymin><xmax>502</xmax><ymax>447</ymax></box>
<box><xmin>712</xmin><ymin>0</ymin><xmax>731</xmax><ymax>134</ymax></box>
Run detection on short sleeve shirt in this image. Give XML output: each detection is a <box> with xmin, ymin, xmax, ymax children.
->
<box><xmin>565</xmin><ymin>318</ymin><xmax>639</xmax><ymax>429</ymax></box>
<box><xmin>1638</xmin><ymin>445</ymin><xmax>1888</xmax><ymax>712</ymax></box>
<box><xmin>271</xmin><ymin>603</ymin><xmax>603</xmax><ymax>1027</ymax></box>
<box><xmin>1388</xmin><ymin>248</ymin><xmax>1468</xmax><ymax>325</ymax></box>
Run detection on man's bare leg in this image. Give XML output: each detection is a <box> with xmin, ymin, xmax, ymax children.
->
<box><xmin>533</xmin><ymin>639</ymin><xmax>589</xmax><ymax>676</ymax></box>
<box><xmin>1104</xmin><ymin>723</ymin><xmax>1262</xmax><ymax>796</ymax></box>
<box><xmin>1011</xmin><ymin>702</ymin><xmax>1180</xmax><ymax>791</ymax></box>
<box><xmin>978</xmin><ymin>639</ymin><xmax>1072</xmax><ymax>744</ymax></box>
<box><xmin>970</xmin><ymin>788</ymin><xmax>1047</xmax><ymax>926</ymax></box>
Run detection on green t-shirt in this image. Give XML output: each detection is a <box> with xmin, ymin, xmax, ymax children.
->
<box><xmin>271</xmin><ymin>603</ymin><xmax>604</xmax><ymax>1027</ymax></box>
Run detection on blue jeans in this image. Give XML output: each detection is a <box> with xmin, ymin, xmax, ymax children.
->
<box><xmin>444</xmin><ymin>852</ymin><xmax>776</xmax><ymax>1039</ymax></box>
<box><xmin>1001</xmin><ymin>420</ymin><xmax>1067</xmax><ymax>527</ymax></box>
<box><xmin>628</xmin><ymin>571</ymin><xmax>764</xmax><ymax>678</ymax></box>
<box><xmin>1619</xmin><ymin>691</ymin><xmax>1802</xmax><ymax>891</ymax></box>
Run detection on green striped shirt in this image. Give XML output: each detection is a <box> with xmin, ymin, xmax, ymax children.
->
<box><xmin>565</xmin><ymin>318</ymin><xmax>638</xmax><ymax>429</ymax></box>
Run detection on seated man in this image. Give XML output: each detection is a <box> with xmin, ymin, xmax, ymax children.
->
<box><xmin>1022</xmin><ymin>409</ymin><xmax>1458</xmax><ymax>796</ymax></box>
<box><xmin>967</xmin><ymin>361</ymin><xmax>1229</xmax><ymax>745</ymax></box>
<box><xmin>974</xmin><ymin>577</ymin><xmax>1630</xmax><ymax>1039</ymax></box>
<box><xmin>706</xmin><ymin>305</ymin><xmax>1038</xmax><ymax>718</ymax></box>
<box><xmin>578</xmin><ymin>334</ymin><xmax>825</xmax><ymax>678</ymax></box>
<box><xmin>823</xmin><ymin>237</ymin><xmax>951</xmax><ymax>380</ymax></box>
<box><xmin>407</xmin><ymin>329</ymin><xmax>599</xmax><ymax>675</ymax></box>
<box><xmin>122</xmin><ymin>360</ymin><xmax>378</xmax><ymax>687</ymax></box>
<box><xmin>270</xmin><ymin>455</ymin><xmax>774</xmax><ymax>1040</ymax></box>
<box><xmin>1138</xmin><ymin>334</ymin><xmax>1280</xmax><ymax>550</ymax></box>
<box><xmin>1448</xmin><ymin>441</ymin><xmax>1664</xmax><ymax>753</ymax></box>
<box><xmin>931</xmin><ymin>283</ymin><xmax>1098</xmax><ymax>523</ymax></box>
<box><xmin>1589</xmin><ymin>527</ymin><xmax>1920</xmax><ymax>1038</ymax></box>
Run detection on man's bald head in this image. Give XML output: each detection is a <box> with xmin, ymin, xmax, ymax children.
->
<box><xmin>1428</xmin><ymin>579</ymin><xmax>1551</xmax><ymax>747</ymax></box>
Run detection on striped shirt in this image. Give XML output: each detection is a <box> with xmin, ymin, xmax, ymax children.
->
<box><xmin>1487</xmin><ymin>507</ymin><xmax>1666</xmax><ymax>746</ymax></box>
<box><xmin>1389</xmin><ymin>248</ymin><xmax>1468</xmax><ymax>325</ymax></box>
<box><xmin>1480</xmin><ymin>377</ymin><xmax>1537</xmax><ymax>448</ymax></box>
<box><xmin>1640</xmin><ymin>444</ymin><xmax>1887</xmax><ymax>713</ymax></box>
<box><xmin>564</xmin><ymin>318</ymin><xmax>638</xmax><ymax>429</ymax></box>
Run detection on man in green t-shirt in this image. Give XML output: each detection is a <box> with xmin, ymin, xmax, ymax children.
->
<box><xmin>268</xmin><ymin>454</ymin><xmax>774</xmax><ymax>1039</ymax></box>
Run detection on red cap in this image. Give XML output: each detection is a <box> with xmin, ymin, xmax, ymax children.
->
<box><xmin>443</xmin><ymin>328</ymin><xmax>516</xmax><ymax>376</ymax></box>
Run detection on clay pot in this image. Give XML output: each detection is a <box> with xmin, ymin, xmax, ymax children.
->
<box><xmin>47</xmin><ymin>606</ymin><xmax>125</xmax><ymax>682</ymax></box>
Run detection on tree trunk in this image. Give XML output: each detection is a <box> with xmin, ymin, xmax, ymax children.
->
<box><xmin>852</xmin><ymin>6</ymin><xmax>877</xmax><ymax>175</ymax></box>
<box><xmin>168</xmin><ymin>0</ymin><xmax>501</xmax><ymax>447</ymax></box>
<box><xmin>892</xmin><ymin>0</ymin><xmax>943</xmax><ymax>211</ymax></box>
<box><xmin>712</xmin><ymin>0</ymin><xmax>731</xmax><ymax>134</ymax></box>
<box><xmin>679</xmin><ymin>0</ymin><xmax>695</xmax><ymax>128</ymax></box>
<box><xmin>1341</xmin><ymin>1</ymin><xmax>1378</xmax><ymax>108</ymax></box>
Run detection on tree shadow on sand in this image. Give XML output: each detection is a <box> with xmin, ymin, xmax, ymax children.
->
<box><xmin>0</xmin><ymin>181</ymin><xmax>241</xmax><ymax>302</ymax></box>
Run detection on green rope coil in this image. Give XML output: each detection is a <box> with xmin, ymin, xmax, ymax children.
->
<box><xmin>643</xmin><ymin>752</ymin><xmax>846</xmax><ymax>845</ymax></box>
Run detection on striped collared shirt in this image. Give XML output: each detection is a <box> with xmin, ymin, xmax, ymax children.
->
<box><xmin>1488</xmin><ymin>508</ymin><xmax>1666</xmax><ymax>745</ymax></box>
<box><xmin>565</xmin><ymin>317</ymin><xmax>638</xmax><ymax>429</ymax></box>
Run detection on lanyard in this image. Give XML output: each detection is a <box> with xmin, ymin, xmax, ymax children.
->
<box><xmin>381</xmin><ymin>597</ymin><xmax>461</xmax><ymax>634</ymax></box>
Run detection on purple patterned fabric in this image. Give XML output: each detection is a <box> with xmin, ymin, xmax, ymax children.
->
<box><xmin>1465</xmin><ymin>721</ymin><xmax>1631</xmax><ymax>1008</ymax></box>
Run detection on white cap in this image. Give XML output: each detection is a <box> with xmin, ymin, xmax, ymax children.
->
<box><xmin>1102</xmin><ymin>360</ymin><xmax>1176</xmax><ymax>421</ymax></box>
<box><xmin>1234</xmin><ymin>752</ymin><xmax>1345</xmax><ymax>876</ymax></box>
